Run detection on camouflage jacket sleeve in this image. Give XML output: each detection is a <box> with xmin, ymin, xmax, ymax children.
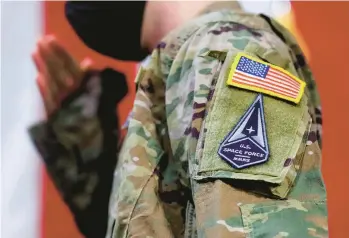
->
<box><xmin>107</xmin><ymin>52</ymin><xmax>193</xmax><ymax>238</ymax></box>
<box><xmin>29</xmin><ymin>68</ymin><xmax>128</xmax><ymax>238</ymax></box>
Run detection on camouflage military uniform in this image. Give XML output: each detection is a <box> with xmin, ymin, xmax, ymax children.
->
<box><xmin>29</xmin><ymin>3</ymin><xmax>327</xmax><ymax>238</ymax></box>
<box><xmin>107</xmin><ymin>4</ymin><xmax>327</xmax><ymax>238</ymax></box>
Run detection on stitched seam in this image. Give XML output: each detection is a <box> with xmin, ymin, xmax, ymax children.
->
<box><xmin>120</xmin><ymin>151</ymin><xmax>164</xmax><ymax>237</ymax></box>
<box><xmin>240</xmin><ymin>206</ymin><xmax>253</xmax><ymax>238</ymax></box>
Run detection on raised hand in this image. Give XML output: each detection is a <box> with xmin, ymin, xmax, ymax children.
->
<box><xmin>32</xmin><ymin>35</ymin><xmax>93</xmax><ymax>115</ymax></box>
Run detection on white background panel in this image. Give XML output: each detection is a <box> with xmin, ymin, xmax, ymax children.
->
<box><xmin>1</xmin><ymin>2</ymin><xmax>43</xmax><ymax>238</ymax></box>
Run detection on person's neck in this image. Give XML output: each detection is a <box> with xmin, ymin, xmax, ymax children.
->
<box><xmin>141</xmin><ymin>1</ymin><xmax>216</xmax><ymax>51</ymax></box>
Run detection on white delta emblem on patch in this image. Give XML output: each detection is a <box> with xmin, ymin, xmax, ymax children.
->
<box><xmin>218</xmin><ymin>94</ymin><xmax>270</xmax><ymax>169</ymax></box>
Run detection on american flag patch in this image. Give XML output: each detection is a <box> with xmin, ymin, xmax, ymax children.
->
<box><xmin>227</xmin><ymin>53</ymin><xmax>306</xmax><ymax>104</ymax></box>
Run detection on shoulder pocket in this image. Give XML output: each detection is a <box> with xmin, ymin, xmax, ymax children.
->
<box><xmin>192</xmin><ymin>49</ymin><xmax>311</xmax><ymax>199</ymax></box>
<box><xmin>239</xmin><ymin>199</ymin><xmax>328</xmax><ymax>238</ymax></box>
<box><xmin>238</xmin><ymin>137</ymin><xmax>328</xmax><ymax>237</ymax></box>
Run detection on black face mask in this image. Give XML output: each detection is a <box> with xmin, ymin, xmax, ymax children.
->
<box><xmin>65</xmin><ymin>1</ymin><xmax>148</xmax><ymax>61</ymax></box>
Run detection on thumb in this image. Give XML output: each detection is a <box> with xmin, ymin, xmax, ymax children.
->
<box><xmin>80</xmin><ymin>57</ymin><xmax>94</xmax><ymax>71</ymax></box>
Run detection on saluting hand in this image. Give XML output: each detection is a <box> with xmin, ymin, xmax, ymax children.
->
<box><xmin>32</xmin><ymin>35</ymin><xmax>93</xmax><ymax>116</ymax></box>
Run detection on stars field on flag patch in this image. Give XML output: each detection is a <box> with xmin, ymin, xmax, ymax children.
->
<box><xmin>227</xmin><ymin>52</ymin><xmax>306</xmax><ymax>104</ymax></box>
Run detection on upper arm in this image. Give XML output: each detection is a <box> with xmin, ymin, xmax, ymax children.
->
<box><xmin>108</xmin><ymin>51</ymin><xmax>172</xmax><ymax>237</ymax></box>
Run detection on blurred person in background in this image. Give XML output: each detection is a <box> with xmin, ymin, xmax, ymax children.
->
<box><xmin>29</xmin><ymin>1</ymin><xmax>214</xmax><ymax>237</ymax></box>
<box><xmin>30</xmin><ymin>1</ymin><xmax>328</xmax><ymax>238</ymax></box>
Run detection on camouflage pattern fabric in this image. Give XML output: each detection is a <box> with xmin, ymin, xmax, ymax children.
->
<box><xmin>29</xmin><ymin>68</ymin><xmax>128</xmax><ymax>238</ymax></box>
<box><xmin>108</xmin><ymin>5</ymin><xmax>327</xmax><ymax>238</ymax></box>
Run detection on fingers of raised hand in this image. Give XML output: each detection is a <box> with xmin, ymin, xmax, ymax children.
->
<box><xmin>33</xmin><ymin>35</ymin><xmax>93</xmax><ymax>115</ymax></box>
<box><xmin>33</xmin><ymin>36</ymin><xmax>71</xmax><ymax>114</ymax></box>
<box><xmin>38</xmin><ymin>36</ymin><xmax>74</xmax><ymax>90</ymax></box>
<box><xmin>48</xmin><ymin>37</ymin><xmax>83</xmax><ymax>84</ymax></box>
<box><xmin>36</xmin><ymin>74</ymin><xmax>57</xmax><ymax>115</ymax></box>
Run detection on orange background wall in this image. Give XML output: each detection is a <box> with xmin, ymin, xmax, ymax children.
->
<box><xmin>42</xmin><ymin>2</ymin><xmax>349</xmax><ymax>238</ymax></box>
<box><xmin>291</xmin><ymin>3</ymin><xmax>349</xmax><ymax>238</ymax></box>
